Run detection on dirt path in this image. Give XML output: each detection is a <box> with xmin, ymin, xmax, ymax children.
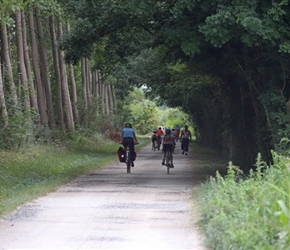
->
<box><xmin>0</xmin><ymin>143</ymin><xmax>208</xmax><ymax>249</ymax></box>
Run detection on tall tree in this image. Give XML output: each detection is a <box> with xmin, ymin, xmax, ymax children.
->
<box><xmin>1</xmin><ymin>23</ymin><xmax>18</xmax><ymax>111</ymax></box>
<box><xmin>35</xmin><ymin>7</ymin><xmax>55</xmax><ymax>129</ymax></box>
<box><xmin>15</xmin><ymin>9</ymin><xmax>30</xmax><ymax>116</ymax></box>
<box><xmin>81</xmin><ymin>57</ymin><xmax>89</xmax><ymax>127</ymax></box>
<box><xmin>28</xmin><ymin>5</ymin><xmax>48</xmax><ymax>128</ymax></box>
<box><xmin>0</xmin><ymin>55</ymin><xmax>9</xmax><ymax>127</ymax></box>
<box><xmin>49</xmin><ymin>15</ymin><xmax>64</xmax><ymax>131</ymax></box>
<box><xmin>69</xmin><ymin>63</ymin><xmax>79</xmax><ymax>125</ymax></box>
<box><xmin>58</xmin><ymin>22</ymin><xmax>74</xmax><ymax>131</ymax></box>
<box><xmin>21</xmin><ymin>9</ymin><xmax>38</xmax><ymax>115</ymax></box>
<box><xmin>58</xmin><ymin>0</ymin><xmax>290</xmax><ymax>170</ymax></box>
<box><xmin>67</xmin><ymin>23</ymin><xmax>79</xmax><ymax>125</ymax></box>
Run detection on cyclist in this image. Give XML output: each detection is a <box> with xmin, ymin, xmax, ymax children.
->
<box><xmin>174</xmin><ymin>125</ymin><xmax>180</xmax><ymax>142</ymax></box>
<box><xmin>151</xmin><ymin>130</ymin><xmax>157</xmax><ymax>150</ymax></box>
<box><xmin>156</xmin><ymin>127</ymin><xmax>164</xmax><ymax>150</ymax></box>
<box><xmin>171</xmin><ymin>128</ymin><xmax>177</xmax><ymax>152</ymax></box>
<box><xmin>162</xmin><ymin>129</ymin><xmax>176</xmax><ymax>168</ymax></box>
<box><xmin>121</xmin><ymin>123</ymin><xmax>139</xmax><ymax>167</ymax></box>
<box><xmin>180</xmin><ymin>125</ymin><xmax>192</xmax><ymax>155</ymax></box>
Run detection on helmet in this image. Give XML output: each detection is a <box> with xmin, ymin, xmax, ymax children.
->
<box><xmin>165</xmin><ymin>129</ymin><xmax>171</xmax><ymax>135</ymax></box>
<box><xmin>125</xmin><ymin>123</ymin><xmax>132</xmax><ymax>128</ymax></box>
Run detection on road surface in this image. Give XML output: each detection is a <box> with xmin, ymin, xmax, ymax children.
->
<box><xmin>0</xmin><ymin>143</ymin><xmax>207</xmax><ymax>249</ymax></box>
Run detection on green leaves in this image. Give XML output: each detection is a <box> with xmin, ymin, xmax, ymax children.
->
<box><xmin>0</xmin><ymin>0</ymin><xmax>26</xmax><ymax>24</ymax></box>
<box><xmin>58</xmin><ymin>0</ymin><xmax>290</xmax><ymax>170</ymax></box>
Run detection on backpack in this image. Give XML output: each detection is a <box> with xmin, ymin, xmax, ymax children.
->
<box><xmin>182</xmin><ymin>130</ymin><xmax>190</xmax><ymax>139</ymax></box>
<box><xmin>117</xmin><ymin>147</ymin><xmax>137</xmax><ymax>162</ymax></box>
<box><xmin>117</xmin><ymin>147</ymin><xmax>126</xmax><ymax>162</ymax></box>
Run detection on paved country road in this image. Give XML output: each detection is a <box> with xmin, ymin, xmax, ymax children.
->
<box><xmin>0</xmin><ymin>143</ymin><xmax>208</xmax><ymax>249</ymax></box>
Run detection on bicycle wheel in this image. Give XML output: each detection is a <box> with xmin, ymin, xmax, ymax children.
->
<box><xmin>126</xmin><ymin>149</ymin><xmax>131</xmax><ymax>173</ymax></box>
<box><xmin>166</xmin><ymin>151</ymin><xmax>170</xmax><ymax>174</ymax></box>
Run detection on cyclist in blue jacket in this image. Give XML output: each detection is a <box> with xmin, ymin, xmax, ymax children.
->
<box><xmin>121</xmin><ymin>123</ymin><xmax>139</xmax><ymax>166</ymax></box>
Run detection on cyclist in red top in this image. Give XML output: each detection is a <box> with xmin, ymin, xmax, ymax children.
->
<box><xmin>156</xmin><ymin>127</ymin><xmax>164</xmax><ymax>150</ymax></box>
<box><xmin>156</xmin><ymin>127</ymin><xmax>163</xmax><ymax>136</ymax></box>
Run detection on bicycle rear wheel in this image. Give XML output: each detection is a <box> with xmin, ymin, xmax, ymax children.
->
<box><xmin>126</xmin><ymin>150</ymin><xmax>131</xmax><ymax>173</ymax></box>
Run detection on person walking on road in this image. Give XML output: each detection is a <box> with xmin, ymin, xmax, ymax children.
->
<box><xmin>180</xmin><ymin>125</ymin><xmax>192</xmax><ymax>155</ymax></box>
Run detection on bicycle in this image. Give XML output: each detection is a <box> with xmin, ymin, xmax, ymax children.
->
<box><xmin>121</xmin><ymin>142</ymin><xmax>139</xmax><ymax>173</ymax></box>
<box><xmin>125</xmin><ymin>146</ymin><xmax>132</xmax><ymax>173</ymax></box>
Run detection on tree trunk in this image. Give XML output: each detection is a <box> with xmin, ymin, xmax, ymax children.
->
<box><xmin>49</xmin><ymin>15</ymin><xmax>64</xmax><ymax>131</ymax></box>
<box><xmin>58</xmin><ymin>22</ymin><xmax>74</xmax><ymax>131</ymax></box>
<box><xmin>112</xmin><ymin>84</ymin><xmax>116</xmax><ymax>114</ymax></box>
<box><xmin>105</xmin><ymin>84</ymin><xmax>110</xmax><ymax>115</ymax></box>
<box><xmin>15</xmin><ymin>10</ymin><xmax>30</xmax><ymax>115</ymax></box>
<box><xmin>92</xmin><ymin>71</ymin><xmax>97</xmax><ymax>97</ymax></box>
<box><xmin>101</xmin><ymin>73</ymin><xmax>106</xmax><ymax>114</ymax></box>
<box><xmin>28</xmin><ymin>5</ymin><xmax>48</xmax><ymax>128</ymax></box>
<box><xmin>0</xmin><ymin>55</ymin><xmax>9</xmax><ymax>127</ymax></box>
<box><xmin>66</xmin><ymin>23</ymin><xmax>79</xmax><ymax>126</ymax></box>
<box><xmin>96</xmin><ymin>70</ymin><xmax>101</xmax><ymax>114</ymax></box>
<box><xmin>21</xmin><ymin>10</ymin><xmax>38</xmax><ymax>116</ymax></box>
<box><xmin>108</xmin><ymin>84</ymin><xmax>115</xmax><ymax>114</ymax></box>
<box><xmin>35</xmin><ymin>8</ymin><xmax>55</xmax><ymax>129</ymax></box>
<box><xmin>1</xmin><ymin>23</ymin><xmax>18</xmax><ymax>111</ymax></box>
<box><xmin>69</xmin><ymin>63</ymin><xmax>80</xmax><ymax>125</ymax></box>
<box><xmin>81</xmin><ymin>57</ymin><xmax>88</xmax><ymax>127</ymax></box>
<box><xmin>85</xmin><ymin>58</ymin><xmax>91</xmax><ymax>108</ymax></box>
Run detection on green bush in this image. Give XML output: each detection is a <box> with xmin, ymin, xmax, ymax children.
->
<box><xmin>197</xmin><ymin>153</ymin><xmax>290</xmax><ymax>250</ymax></box>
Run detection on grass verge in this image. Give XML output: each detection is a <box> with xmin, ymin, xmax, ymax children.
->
<box><xmin>0</xmin><ymin>135</ymin><xmax>148</xmax><ymax>219</ymax></box>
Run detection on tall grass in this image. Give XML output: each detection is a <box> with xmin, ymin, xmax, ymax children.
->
<box><xmin>197</xmin><ymin>152</ymin><xmax>290</xmax><ymax>250</ymax></box>
<box><xmin>0</xmin><ymin>134</ymin><xmax>148</xmax><ymax>218</ymax></box>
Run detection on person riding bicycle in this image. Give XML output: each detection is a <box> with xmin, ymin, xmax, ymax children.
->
<box><xmin>156</xmin><ymin>127</ymin><xmax>164</xmax><ymax>150</ymax></box>
<box><xmin>121</xmin><ymin>123</ymin><xmax>139</xmax><ymax>167</ymax></box>
<box><xmin>151</xmin><ymin>130</ymin><xmax>157</xmax><ymax>150</ymax></box>
<box><xmin>174</xmin><ymin>125</ymin><xmax>180</xmax><ymax>142</ymax></box>
<box><xmin>162</xmin><ymin>129</ymin><xmax>176</xmax><ymax>168</ymax></box>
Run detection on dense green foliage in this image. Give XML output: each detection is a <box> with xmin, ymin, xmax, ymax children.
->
<box><xmin>113</xmin><ymin>88</ymin><xmax>191</xmax><ymax>134</ymax></box>
<box><xmin>59</xmin><ymin>0</ymin><xmax>290</xmax><ymax>172</ymax></box>
<box><xmin>198</xmin><ymin>153</ymin><xmax>290</xmax><ymax>249</ymax></box>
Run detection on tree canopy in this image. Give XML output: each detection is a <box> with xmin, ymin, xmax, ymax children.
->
<box><xmin>59</xmin><ymin>0</ymin><xmax>290</xmax><ymax>172</ymax></box>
